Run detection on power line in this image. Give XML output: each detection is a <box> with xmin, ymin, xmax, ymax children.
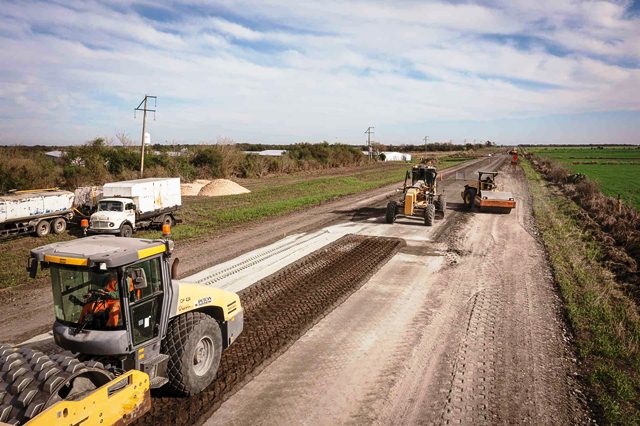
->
<box><xmin>134</xmin><ymin>95</ymin><xmax>157</xmax><ymax>178</ymax></box>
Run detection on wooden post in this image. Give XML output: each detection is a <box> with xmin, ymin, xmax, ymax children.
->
<box><xmin>617</xmin><ymin>194</ymin><xmax>622</xmax><ymax>214</ymax></box>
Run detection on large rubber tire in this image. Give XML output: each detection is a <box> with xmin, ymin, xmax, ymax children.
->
<box><xmin>119</xmin><ymin>223</ymin><xmax>133</xmax><ymax>238</ymax></box>
<box><xmin>0</xmin><ymin>345</ymin><xmax>111</xmax><ymax>425</ymax></box>
<box><xmin>34</xmin><ymin>220</ymin><xmax>50</xmax><ymax>237</ymax></box>
<box><xmin>463</xmin><ymin>189</ymin><xmax>476</xmax><ymax>210</ymax></box>
<box><xmin>424</xmin><ymin>204</ymin><xmax>435</xmax><ymax>226</ymax></box>
<box><xmin>436</xmin><ymin>194</ymin><xmax>447</xmax><ymax>216</ymax></box>
<box><xmin>162</xmin><ymin>312</ymin><xmax>222</xmax><ymax>396</ymax></box>
<box><xmin>385</xmin><ymin>202</ymin><xmax>397</xmax><ymax>224</ymax></box>
<box><xmin>51</xmin><ymin>218</ymin><xmax>67</xmax><ymax>235</ymax></box>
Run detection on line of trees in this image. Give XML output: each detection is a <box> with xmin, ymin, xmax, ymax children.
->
<box><xmin>0</xmin><ymin>140</ymin><xmax>368</xmax><ymax>192</ymax></box>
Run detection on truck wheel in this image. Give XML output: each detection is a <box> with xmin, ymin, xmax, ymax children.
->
<box><xmin>51</xmin><ymin>218</ymin><xmax>67</xmax><ymax>234</ymax></box>
<box><xmin>424</xmin><ymin>204</ymin><xmax>435</xmax><ymax>226</ymax></box>
<box><xmin>119</xmin><ymin>223</ymin><xmax>133</xmax><ymax>238</ymax></box>
<box><xmin>162</xmin><ymin>312</ymin><xmax>222</xmax><ymax>396</ymax></box>
<box><xmin>385</xmin><ymin>202</ymin><xmax>397</xmax><ymax>224</ymax></box>
<box><xmin>162</xmin><ymin>214</ymin><xmax>175</xmax><ymax>227</ymax></box>
<box><xmin>35</xmin><ymin>220</ymin><xmax>50</xmax><ymax>237</ymax></box>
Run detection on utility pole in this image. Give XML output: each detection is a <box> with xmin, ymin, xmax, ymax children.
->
<box><xmin>365</xmin><ymin>126</ymin><xmax>375</xmax><ymax>161</ymax></box>
<box><xmin>134</xmin><ymin>95</ymin><xmax>157</xmax><ymax>178</ymax></box>
<box><xmin>423</xmin><ymin>136</ymin><xmax>429</xmax><ymax>157</ymax></box>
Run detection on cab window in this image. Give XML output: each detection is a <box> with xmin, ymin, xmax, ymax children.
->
<box><xmin>125</xmin><ymin>256</ymin><xmax>164</xmax><ymax>346</ymax></box>
<box><xmin>124</xmin><ymin>257</ymin><xmax>163</xmax><ymax>302</ymax></box>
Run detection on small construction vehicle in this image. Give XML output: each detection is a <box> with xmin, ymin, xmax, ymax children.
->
<box><xmin>509</xmin><ymin>148</ymin><xmax>518</xmax><ymax>165</ymax></box>
<box><xmin>386</xmin><ymin>164</ymin><xmax>446</xmax><ymax>226</ymax></box>
<box><xmin>461</xmin><ymin>171</ymin><xmax>516</xmax><ymax>213</ymax></box>
<box><xmin>0</xmin><ymin>227</ymin><xmax>243</xmax><ymax>425</ymax></box>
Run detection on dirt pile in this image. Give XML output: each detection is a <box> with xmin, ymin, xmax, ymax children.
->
<box><xmin>198</xmin><ymin>179</ymin><xmax>250</xmax><ymax>197</ymax></box>
<box><xmin>180</xmin><ymin>179</ymin><xmax>212</xmax><ymax>196</ymax></box>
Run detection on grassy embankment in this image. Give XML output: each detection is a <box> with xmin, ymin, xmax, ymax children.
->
<box><xmin>522</xmin><ymin>157</ymin><xmax>640</xmax><ymax>424</ymax></box>
<box><xmin>529</xmin><ymin>146</ymin><xmax>640</xmax><ymax>209</ymax></box>
<box><xmin>0</xmin><ymin>157</ymin><xmax>469</xmax><ymax>290</ymax></box>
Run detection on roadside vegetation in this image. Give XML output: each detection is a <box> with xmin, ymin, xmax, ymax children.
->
<box><xmin>522</xmin><ymin>157</ymin><xmax>640</xmax><ymax>424</ymax></box>
<box><xmin>0</xmin><ymin>140</ymin><xmax>492</xmax><ymax>193</ymax></box>
<box><xmin>0</xmin><ymin>140</ymin><xmax>369</xmax><ymax>192</ymax></box>
<box><xmin>528</xmin><ymin>146</ymin><xmax>640</xmax><ymax>209</ymax></box>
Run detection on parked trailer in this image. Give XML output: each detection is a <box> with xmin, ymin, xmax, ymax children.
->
<box><xmin>0</xmin><ymin>189</ymin><xmax>75</xmax><ymax>239</ymax></box>
<box><xmin>89</xmin><ymin>178</ymin><xmax>181</xmax><ymax>237</ymax></box>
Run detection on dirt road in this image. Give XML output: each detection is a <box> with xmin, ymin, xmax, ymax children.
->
<box><xmin>205</xmin><ymin>161</ymin><xmax>589</xmax><ymax>425</ymax></box>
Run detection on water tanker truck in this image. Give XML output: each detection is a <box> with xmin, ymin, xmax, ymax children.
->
<box><xmin>90</xmin><ymin>178</ymin><xmax>181</xmax><ymax>237</ymax></box>
<box><xmin>0</xmin><ymin>189</ymin><xmax>75</xmax><ymax>239</ymax></box>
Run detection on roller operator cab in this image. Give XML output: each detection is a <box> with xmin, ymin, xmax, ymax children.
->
<box><xmin>461</xmin><ymin>171</ymin><xmax>516</xmax><ymax>213</ymax></box>
<box><xmin>27</xmin><ymin>235</ymin><xmax>243</xmax><ymax>396</ymax></box>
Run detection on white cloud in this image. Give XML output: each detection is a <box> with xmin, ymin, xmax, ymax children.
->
<box><xmin>0</xmin><ymin>0</ymin><xmax>638</xmax><ymax>145</ymax></box>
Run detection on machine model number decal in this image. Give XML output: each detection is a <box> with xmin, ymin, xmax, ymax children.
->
<box><xmin>195</xmin><ymin>297</ymin><xmax>212</xmax><ymax>307</ymax></box>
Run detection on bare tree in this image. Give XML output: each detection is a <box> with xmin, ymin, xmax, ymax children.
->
<box><xmin>115</xmin><ymin>132</ymin><xmax>135</xmax><ymax>148</ymax></box>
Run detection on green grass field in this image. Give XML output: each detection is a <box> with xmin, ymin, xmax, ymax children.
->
<box><xmin>522</xmin><ymin>157</ymin><xmax>640</xmax><ymax>424</ymax></box>
<box><xmin>529</xmin><ymin>146</ymin><xmax>640</xmax><ymax>209</ymax></box>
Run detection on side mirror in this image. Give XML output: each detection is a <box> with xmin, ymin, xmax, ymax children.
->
<box><xmin>27</xmin><ymin>257</ymin><xmax>38</xmax><ymax>278</ymax></box>
<box><xmin>130</xmin><ymin>268</ymin><xmax>148</xmax><ymax>290</ymax></box>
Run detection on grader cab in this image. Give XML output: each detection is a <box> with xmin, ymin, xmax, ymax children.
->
<box><xmin>385</xmin><ymin>164</ymin><xmax>446</xmax><ymax>226</ymax></box>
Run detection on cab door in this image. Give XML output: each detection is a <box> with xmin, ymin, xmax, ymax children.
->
<box><xmin>124</xmin><ymin>256</ymin><xmax>164</xmax><ymax>347</ymax></box>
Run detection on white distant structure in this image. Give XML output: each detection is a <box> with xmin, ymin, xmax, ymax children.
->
<box><xmin>45</xmin><ymin>150</ymin><xmax>64</xmax><ymax>159</ymax></box>
<box><xmin>243</xmin><ymin>150</ymin><xmax>287</xmax><ymax>157</ymax></box>
<box><xmin>381</xmin><ymin>152</ymin><xmax>411</xmax><ymax>162</ymax></box>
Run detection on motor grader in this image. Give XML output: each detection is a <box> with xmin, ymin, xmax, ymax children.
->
<box><xmin>386</xmin><ymin>164</ymin><xmax>446</xmax><ymax>226</ymax></box>
<box><xmin>461</xmin><ymin>171</ymin><xmax>516</xmax><ymax>213</ymax></box>
<box><xmin>0</xmin><ymin>227</ymin><xmax>243</xmax><ymax>425</ymax></box>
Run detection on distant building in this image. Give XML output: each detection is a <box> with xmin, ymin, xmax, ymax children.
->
<box><xmin>381</xmin><ymin>152</ymin><xmax>411</xmax><ymax>162</ymax></box>
<box><xmin>243</xmin><ymin>150</ymin><xmax>287</xmax><ymax>157</ymax></box>
<box><xmin>45</xmin><ymin>150</ymin><xmax>64</xmax><ymax>159</ymax></box>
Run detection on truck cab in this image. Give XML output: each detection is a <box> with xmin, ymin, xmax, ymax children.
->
<box><xmin>90</xmin><ymin>197</ymin><xmax>137</xmax><ymax>236</ymax></box>
<box><xmin>28</xmin><ymin>234</ymin><xmax>243</xmax><ymax>395</ymax></box>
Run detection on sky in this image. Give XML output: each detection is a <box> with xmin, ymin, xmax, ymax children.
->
<box><xmin>0</xmin><ymin>0</ymin><xmax>639</xmax><ymax>146</ymax></box>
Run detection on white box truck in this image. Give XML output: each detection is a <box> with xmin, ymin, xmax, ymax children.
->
<box><xmin>0</xmin><ymin>189</ymin><xmax>75</xmax><ymax>239</ymax></box>
<box><xmin>89</xmin><ymin>178</ymin><xmax>182</xmax><ymax>237</ymax></box>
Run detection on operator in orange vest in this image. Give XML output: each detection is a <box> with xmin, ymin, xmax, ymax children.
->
<box><xmin>79</xmin><ymin>273</ymin><xmax>139</xmax><ymax>328</ymax></box>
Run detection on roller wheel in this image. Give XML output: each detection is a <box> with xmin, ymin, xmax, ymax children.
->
<box><xmin>385</xmin><ymin>202</ymin><xmax>397</xmax><ymax>224</ymax></box>
<box><xmin>120</xmin><ymin>223</ymin><xmax>133</xmax><ymax>238</ymax></box>
<box><xmin>0</xmin><ymin>344</ymin><xmax>112</xmax><ymax>424</ymax></box>
<box><xmin>34</xmin><ymin>221</ymin><xmax>50</xmax><ymax>237</ymax></box>
<box><xmin>424</xmin><ymin>204</ymin><xmax>435</xmax><ymax>226</ymax></box>
<box><xmin>439</xmin><ymin>194</ymin><xmax>447</xmax><ymax>217</ymax></box>
<box><xmin>162</xmin><ymin>312</ymin><xmax>222</xmax><ymax>396</ymax></box>
<box><xmin>463</xmin><ymin>189</ymin><xmax>476</xmax><ymax>210</ymax></box>
<box><xmin>51</xmin><ymin>218</ymin><xmax>67</xmax><ymax>235</ymax></box>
